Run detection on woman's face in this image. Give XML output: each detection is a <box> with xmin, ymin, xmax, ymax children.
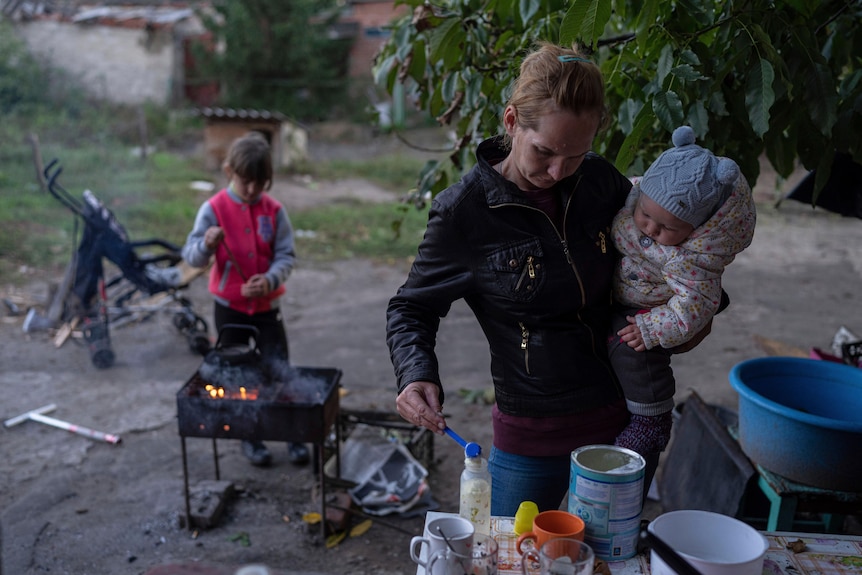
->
<box><xmin>503</xmin><ymin>103</ymin><xmax>598</xmax><ymax>192</ymax></box>
<box><xmin>633</xmin><ymin>193</ymin><xmax>694</xmax><ymax>246</ymax></box>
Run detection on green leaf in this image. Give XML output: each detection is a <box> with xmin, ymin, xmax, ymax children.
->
<box><xmin>805</xmin><ymin>62</ymin><xmax>838</xmax><ymax>137</ymax></box>
<box><xmin>442</xmin><ymin>72</ymin><xmax>460</xmax><ymax>103</ymax></box>
<box><xmin>744</xmin><ymin>58</ymin><xmax>775</xmax><ymax>138</ymax></box>
<box><xmin>783</xmin><ymin>0</ymin><xmax>819</xmax><ymax>19</ymax></box>
<box><xmin>617</xmin><ymin>98</ymin><xmax>644</xmax><ymax>134</ymax></box>
<box><xmin>615</xmin><ymin>108</ymin><xmax>654</xmax><ymax>174</ymax></box>
<box><xmin>652</xmin><ymin>90</ymin><xmax>684</xmax><ymax>133</ymax></box>
<box><xmin>495</xmin><ymin>30</ymin><xmax>516</xmax><ymax>53</ymax></box>
<box><xmin>407</xmin><ymin>40</ymin><xmax>427</xmax><ymax>84</ymax></box>
<box><xmin>429</xmin><ymin>18</ymin><xmax>462</xmax><ymax>69</ymax></box>
<box><xmin>465</xmin><ymin>72</ymin><xmax>484</xmax><ymax>109</ymax></box>
<box><xmin>679</xmin><ymin>49</ymin><xmax>701</xmax><ymax>67</ymax></box>
<box><xmin>812</xmin><ymin>149</ymin><xmax>836</xmax><ymax>205</ymax></box>
<box><xmin>520</xmin><ymin>0</ymin><xmax>540</xmax><ymax>26</ymax></box>
<box><xmin>373</xmin><ymin>54</ymin><xmax>397</xmax><ymax>88</ymax></box>
<box><xmin>670</xmin><ymin>64</ymin><xmax>703</xmax><ymax>82</ymax></box>
<box><xmin>677</xmin><ymin>0</ymin><xmax>714</xmax><ymax>26</ymax></box>
<box><xmin>764</xmin><ymin>125</ymin><xmax>798</xmax><ymax>179</ymax></box>
<box><xmin>686</xmin><ymin>101</ymin><xmax>709</xmax><ymax>137</ymax></box>
<box><xmin>560</xmin><ymin>0</ymin><xmax>612</xmax><ymax>49</ymax></box>
<box><xmin>656</xmin><ymin>44</ymin><xmax>673</xmax><ymax>87</ymax></box>
<box><xmin>708</xmin><ymin>91</ymin><xmax>729</xmax><ymax>117</ymax></box>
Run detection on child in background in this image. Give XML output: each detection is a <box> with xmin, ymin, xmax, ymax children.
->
<box><xmin>609</xmin><ymin>125</ymin><xmax>756</xmax><ymax>460</ymax></box>
<box><xmin>182</xmin><ymin>132</ymin><xmax>309</xmax><ymax>467</ymax></box>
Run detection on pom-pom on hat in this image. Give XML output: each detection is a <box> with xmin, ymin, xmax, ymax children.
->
<box><xmin>639</xmin><ymin>126</ymin><xmax>740</xmax><ymax>227</ymax></box>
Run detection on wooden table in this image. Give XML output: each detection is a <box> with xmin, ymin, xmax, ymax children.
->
<box><xmin>419</xmin><ymin>512</ymin><xmax>862</xmax><ymax>574</ymax></box>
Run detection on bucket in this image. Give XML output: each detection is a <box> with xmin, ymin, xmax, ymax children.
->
<box><xmin>729</xmin><ymin>357</ymin><xmax>862</xmax><ymax>491</ymax></box>
<box><xmin>568</xmin><ymin>445</ymin><xmax>645</xmax><ymax>560</ymax></box>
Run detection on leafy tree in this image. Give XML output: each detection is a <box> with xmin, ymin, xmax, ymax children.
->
<box><xmin>374</xmin><ymin>0</ymin><xmax>862</xmax><ymax>202</ymax></box>
<box><xmin>195</xmin><ymin>0</ymin><xmax>352</xmax><ymax>121</ymax></box>
<box><xmin>0</xmin><ymin>21</ymin><xmax>52</xmax><ymax>115</ymax></box>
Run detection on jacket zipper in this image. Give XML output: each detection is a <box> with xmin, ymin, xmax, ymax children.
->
<box><xmin>514</xmin><ymin>255</ymin><xmax>536</xmax><ymax>292</ymax></box>
<box><xmin>519</xmin><ymin>321</ymin><xmax>530</xmax><ymax>375</ymax></box>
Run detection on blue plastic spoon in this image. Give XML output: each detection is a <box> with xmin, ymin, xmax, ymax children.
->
<box><xmin>444</xmin><ymin>426</ymin><xmax>481</xmax><ymax>457</ymax></box>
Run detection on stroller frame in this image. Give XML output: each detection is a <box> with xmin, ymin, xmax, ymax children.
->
<box><xmin>38</xmin><ymin>159</ymin><xmax>211</xmax><ymax>368</ymax></box>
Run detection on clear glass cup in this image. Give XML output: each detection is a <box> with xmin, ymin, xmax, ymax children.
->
<box><xmin>521</xmin><ymin>537</ymin><xmax>594</xmax><ymax>575</ymax></box>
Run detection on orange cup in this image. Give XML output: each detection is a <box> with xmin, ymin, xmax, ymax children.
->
<box><xmin>516</xmin><ymin>510</ymin><xmax>585</xmax><ymax>553</ymax></box>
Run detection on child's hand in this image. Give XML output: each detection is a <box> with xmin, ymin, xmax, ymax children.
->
<box><xmin>204</xmin><ymin>226</ymin><xmax>224</xmax><ymax>251</ymax></box>
<box><xmin>241</xmin><ymin>274</ymin><xmax>271</xmax><ymax>298</ymax></box>
<box><xmin>618</xmin><ymin>317</ymin><xmax>646</xmax><ymax>352</ymax></box>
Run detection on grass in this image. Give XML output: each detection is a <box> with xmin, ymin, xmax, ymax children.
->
<box><xmin>292</xmin><ymin>200</ymin><xmax>427</xmax><ymax>264</ymax></box>
<box><xmin>304</xmin><ymin>154</ymin><xmax>429</xmax><ymax>194</ymax></box>
<box><xmin>1</xmin><ymin>134</ymin><xmax>430</xmax><ymax>286</ymax></box>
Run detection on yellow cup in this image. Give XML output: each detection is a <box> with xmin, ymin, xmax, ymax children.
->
<box><xmin>513</xmin><ymin>501</ymin><xmax>539</xmax><ymax>535</ymax></box>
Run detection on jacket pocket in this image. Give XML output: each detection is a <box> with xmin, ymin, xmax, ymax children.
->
<box><xmin>487</xmin><ymin>238</ymin><xmax>545</xmax><ymax>302</ymax></box>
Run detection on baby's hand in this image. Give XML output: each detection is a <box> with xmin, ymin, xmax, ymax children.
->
<box><xmin>618</xmin><ymin>317</ymin><xmax>646</xmax><ymax>352</ymax></box>
<box><xmin>203</xmin><ymin>226</ymin><xmax>224</xmax><ymax>251</ymax></box>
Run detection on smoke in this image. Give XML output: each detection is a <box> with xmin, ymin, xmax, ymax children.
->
<box><xmin>194</xmin><ymin>355</ymin><xmax>332</xmax><ymax>405</ymax></box>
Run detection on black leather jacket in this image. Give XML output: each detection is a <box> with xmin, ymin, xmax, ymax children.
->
<box><xmin>386</xmin><ymin>137</ymin><xmax>632</xmax><ymax>417</ymax></box>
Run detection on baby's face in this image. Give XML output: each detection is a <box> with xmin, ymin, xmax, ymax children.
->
<box><xmin>633</xmin><ymin>193</ymin><xmax>694</xmax><ymax>246</ymax></box>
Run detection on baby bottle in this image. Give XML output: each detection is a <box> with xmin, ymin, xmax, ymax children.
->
<box><xmin>459</xmin><ymin>452</ymin><xmax>492</xmax><ymax>535</ymax></box>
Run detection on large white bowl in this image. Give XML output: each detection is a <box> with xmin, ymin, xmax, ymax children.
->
<box><xmin>648</xmin><ymin>510</ymin><xmax>768</xmax><ymax>575</ymax></box>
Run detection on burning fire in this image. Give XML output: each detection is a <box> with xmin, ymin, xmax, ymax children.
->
<box><xmin>203</xmin><ymin>384</ymin><xmax>259</xmax><ymax>401</ymax></box>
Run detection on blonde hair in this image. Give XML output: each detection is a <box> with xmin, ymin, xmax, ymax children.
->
<box><xmin>503</xmin><ymin>42</ymin><xmax>608</xmax><ymax>148</ymax></box>
<box><xmin>224</xmin><ymin>132</ymin><xmax>273</xmax><ymax>191</ymax></box>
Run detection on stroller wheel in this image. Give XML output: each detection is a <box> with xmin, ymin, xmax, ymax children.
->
<box><xmin>83</xmin><ymin>316</ymin><xmax>115</xmax><ymax>369</ymax></box>
<box><xmin>172</xmin><ymin>310</ymin><xmax>195</xmax><ymax>331</ymax></box>
<box><xmin>91</xmin><ymin>348</ymin><xmax>116</xmax><ymax>369</ymax></box>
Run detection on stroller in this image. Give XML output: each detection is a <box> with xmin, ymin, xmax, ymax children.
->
<box><xmin>28</xmin><ymin>159</ymin><xmax>212</xmax><ymax>368</ymax></box>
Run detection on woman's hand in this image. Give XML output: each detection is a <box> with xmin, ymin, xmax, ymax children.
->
<box><xmin>396</xmin><ymin>381</ymin><xmax>447</xmax><ymax>434</ymax></box>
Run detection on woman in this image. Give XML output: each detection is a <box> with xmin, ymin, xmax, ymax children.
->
<box><xmin>386</xmin><ymin>42</ymin><xmax>698</xmax><ymax>515</ymax></box>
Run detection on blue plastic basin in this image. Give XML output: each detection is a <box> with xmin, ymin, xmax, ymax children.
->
<box><xmin>728</xmin><ymin>357</ymin><xmax>862</xmax><ymax>492</ymax></box>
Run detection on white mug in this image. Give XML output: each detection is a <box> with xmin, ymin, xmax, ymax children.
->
<box><xmin>410</xmin><ymin>516</ymin><xmax>475</xmax><ymax>575</ymax></box>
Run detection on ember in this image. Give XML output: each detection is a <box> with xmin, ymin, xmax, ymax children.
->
<box><xmin>201</xmin><ymin>384</ymin><xmax>259</xmax><ymax>401</ymax></box>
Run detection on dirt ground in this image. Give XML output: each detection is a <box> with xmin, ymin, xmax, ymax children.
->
<box><xmin>2</xmin><ymin>127</ymin><xmax>862</xmax><ymax>575</ymax></box>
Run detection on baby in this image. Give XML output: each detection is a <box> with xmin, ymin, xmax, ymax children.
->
<box><xmin>608</xmin><ymin>125</ymin><xmax>757</xmax><ymax>458</ymax></box>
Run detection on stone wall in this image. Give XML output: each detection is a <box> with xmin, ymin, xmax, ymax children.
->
<box><xmin>15</xmin><ymin>19</ymin><xmax>192</xmax><ymax>106</ymax></box>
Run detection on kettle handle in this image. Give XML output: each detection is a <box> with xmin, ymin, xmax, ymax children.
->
<box><xmin>214</xmin><ymin>324</ymin><xmax>261</xmax><ymax>353</ymax></box>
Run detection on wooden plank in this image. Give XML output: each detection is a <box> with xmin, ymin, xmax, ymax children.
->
<box><xmin>53</xmin><ymin>317</ymin><xmax>79</xmax><ymax>348</ymax></box>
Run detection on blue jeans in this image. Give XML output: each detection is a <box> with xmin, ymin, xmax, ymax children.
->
<box><xmin>488</xmin><ymin>447</ymin><xmax>571</xmax><ymax>517</ymax></box>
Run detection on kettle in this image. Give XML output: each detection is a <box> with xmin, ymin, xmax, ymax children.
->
<box><xmin>198</xmin><ymin>324</ymin><xmax>267</xmax><ymax>389</ymax></box>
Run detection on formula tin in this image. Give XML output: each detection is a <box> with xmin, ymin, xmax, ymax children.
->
<box><xmin>568</xmin><ymin>444</ymin><xmax>645</xmax><ymax>560</ymax></box>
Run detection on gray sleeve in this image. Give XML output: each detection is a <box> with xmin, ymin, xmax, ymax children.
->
<box><xmin>181</xmin><ymin>202</ymin><xmax>218</xmax><ymax>268</ymax></box>
<box><xmin>265</xmin><ymin>207</ymin><xmax>296</xmax><ymax>290</ymax></box>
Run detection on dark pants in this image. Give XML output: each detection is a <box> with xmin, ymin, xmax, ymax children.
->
<box><xmin>607</xmin><ymin>308</ymin><xmax>675</xmax><ymax>416</ymax></box>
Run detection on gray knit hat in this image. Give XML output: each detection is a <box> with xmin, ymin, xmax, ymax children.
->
<box><xmin>640</xmin><ymin>126</ymin><xmax>740</xmax><ymax>227</ymax></box>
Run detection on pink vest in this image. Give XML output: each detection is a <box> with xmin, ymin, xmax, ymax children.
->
<box><xmin>207</xmin><ymin>189</ymin><xmax>286</xmax><ymax>314</ymax></box>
